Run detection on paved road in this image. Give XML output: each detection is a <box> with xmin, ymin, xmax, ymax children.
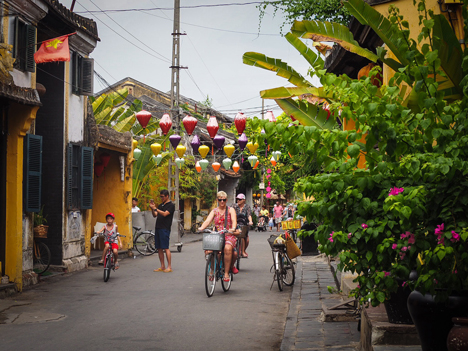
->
<box><xmin>0</xmin><ymin>230</ymin><xmax>291</xmax><ymax>351</ymax></box>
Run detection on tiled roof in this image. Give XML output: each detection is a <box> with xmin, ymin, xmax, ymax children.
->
<box><xmin>0</xmin><ymin>83</ymin><xmax>41</xmax><ymax>106</ymax></box>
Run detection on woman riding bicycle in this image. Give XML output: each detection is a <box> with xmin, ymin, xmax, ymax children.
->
<box><xmin>233</xmin><ymin>193</ymin><xmax>253</xmax><ymax>258</ymax></box>
<box><xmin>198</xmin><ymin>191</ymin><xmax>238</xmax><ymax>282</ymax></box>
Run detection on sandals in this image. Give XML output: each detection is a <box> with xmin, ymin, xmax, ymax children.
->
<box><xmin>153</xmin><ymin>268</ymin><xmax>164</xmax><ymax>272</ymax></box>
<box><xmin>163</xmin><ymin>269</ymin><xmax>172</xmax><ymax>273</ymax></box>
<box><xmin>115</xmin><ymin>262</ymin><xmax>119</xmax><ymax>270</ymax></box>
<box><xmin>98</xmin><ymin>260</ymin><xmax>104</xmax><ymax>265</ymax></box>
<box><xmin>223</xmin><ymin>276</ymin><xmax>230</xmax><ymax>282</ymax></box>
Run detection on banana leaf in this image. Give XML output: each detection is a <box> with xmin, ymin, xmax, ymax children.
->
<box><xmin>275</xmin><ymin>98</ymin><xmax>338</xmax><ymax>130</ymax></box>
<box><xmin>94</xmin><ymin>106</ymin><xmax>113</xmax><ymax>125</ymax></box>
<box><xmin>261</xmin><ymin>86</ymin><xmax>330</xmax><ymax>99</ymax></box>
<box><xmin>291</xmin><ymin>20</ymin><xmax>379</xmax><ymax>63</ymax></box>
<box><xmin>114</xmin><ymin>115</ymin><xmax>136</xmax><ymax>133</ymax></box>
<box><xmin>243</xmin><ymin>52</ymin><xmax>313</xmax><ymax>87</ymax></box>
<box><xmin>285</xmin><ymin>32</ymin><xmax>324</xmax><ymax>70</ymax></box>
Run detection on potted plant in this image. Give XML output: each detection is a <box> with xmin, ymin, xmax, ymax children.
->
<box><xmin>33</xmin><ymin>206</ymin><xmax>48</xmax><ymax>238</ymax></box>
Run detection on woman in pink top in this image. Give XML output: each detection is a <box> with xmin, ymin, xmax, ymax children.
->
<box><xmin>274</xmin><ymin>201</ymin><xmax>284</xmax><ymax>231</ymax></box>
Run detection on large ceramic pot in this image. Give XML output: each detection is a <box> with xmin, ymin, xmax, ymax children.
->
<box><xmin>384</xmin><ymin>282</ymin><xmax>413</xmax><ymax>324</ymax></box>
<box><xmin>407</xmin><ymin>290</ymin><xmax>468</xmax><ymax>351</ymax></box>
<box><xmin>447</xmin><ymin>317</ymin><xmax>468</xmax><ymax>351</ymax></box>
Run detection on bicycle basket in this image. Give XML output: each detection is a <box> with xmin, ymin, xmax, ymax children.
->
<box><xmin>202</xmin><ymin>233</ymin><xmax>225</xmax><ymax>251</ymax></box>
<box><xmin>238</xmin><ymin>225</ymin><xmax>249</xmax><ymax>238</ymax></box>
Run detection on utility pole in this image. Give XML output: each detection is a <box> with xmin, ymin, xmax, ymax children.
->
<box><xmin>168</xmin><ymin>0</ymin><xmax>187</xmax><ymax>235</ymax></box>
<box><xmin>260</xmin><ymin>98</ymin><xmax>265</xmax><ymax>208</ymax></box>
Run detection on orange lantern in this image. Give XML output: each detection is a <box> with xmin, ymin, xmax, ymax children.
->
<box><xmin>212</xmin><ymin>162</ymin><xmax>221</xmax><ymax>172</ymax></box>
<box><xmin>270</xmin><ymin>156</ymin><xmax>277</xmax><ymax>167</ymax></box>
<box><xmin>195</xmin><ymin>161</ymin><xmax>202</xmax><ymax>173</ymax></box>
<box><xmin>233</xmin><ymin>161</ymin><xmax>240</xmax><ymax>173</ymax></box>
<box><xmin>253</xmin><ymin>160</ymin><xmax>259</xmax><ymax>169</ymax></box>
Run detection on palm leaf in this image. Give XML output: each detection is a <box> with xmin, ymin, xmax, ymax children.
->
<box><xmin>261</xmin><ymin>86</ymin><xmax>329</xmax><ymax>99</ymax></box>
<box><xmin>243</xmin><ymin>52</ymin><xmax>313</xmax><ymax>87</ymax></box>
<box><xmin>275</xmin><ymin>98</ymin><xmax>337</xmax><ymax>130</ymax></box>
<box><xmin>114</xmin><ymin>115</ymin><xmax>136</xmax><ymax>133</ymax></box>
<box><xmin>343</xmin><ymin>0</ymin><xmax>409</xmax><ymax>66</ymax></box>
<box><xmin>94</xmin><ymin>107</ymin><xmax>112</xmax><ymax>125</ymax></box>
<box><xmin>285</xmin><ymin>32</ymin><xmax>324</xmax><ymax>70</ymax></box>
<box><xmin>291</xmin><ymin>20</ymin><xmax>379</xmax><ymax>63</ymax></box>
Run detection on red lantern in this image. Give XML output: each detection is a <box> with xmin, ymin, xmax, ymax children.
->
<box><xmin>94</xmin><ymin>162</ymin><xmax>104</xmax><ymax>177</ymax></box>
<box><xmin>206</xmin><ymin>116</ymin><xmax>219</xmax><ymax>139</ymax></box>
<box><xmin>234</xmin><ymin>112</ymin><xmax>246</xmax><ymax>136</ymax></box>
<box><xmin>159</xmin><ymin>113</ymin><xmax>172</xmax><ymax>135</ymax></box>
<box><xmin>100</xmin><ymin>153</ymin><xmax>111</xmax><ymax>167</ymax></box>
<box><xmin>290</xmin><ymin>115</ymin><xmax>297</xmax><ymax>122</ymax></box>
<box><xmin>136</xmin><ymin>110</ymin><xmax>152</xmax><ymax>129</ymax></box>
<box><xmin>182</xmin><ymin>115</ymin><xmax>198</xmax><ymax>136</ymax></box>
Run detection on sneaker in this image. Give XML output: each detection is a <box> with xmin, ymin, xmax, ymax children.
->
<box><xmin>232</xmin><ymin>267</ymin><xmax>239</xmax><ymax>274</ymax></box>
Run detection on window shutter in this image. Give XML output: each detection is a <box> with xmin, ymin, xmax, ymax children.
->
<box><xmin>25</xmin><ymin>24</ymin><xmax>36</xmax><ymax>72</ymax></box>
<box><xmin>13</xmin><ymin>17</ymin><xmax>19</xmax><ymax>61</ymax></box>
<box><xmin>81</xmin><ymin>58</ymin><xmax>94</xmax><ymax>96</ymax></box>
<box><xmin>80</xmin><ymin>146</ymin><xmax>94</xmax><ymax>209</ymax></box>
<box><xmin>71</xmin><ymin>52</ymin><xmax>80</xmax><ymax>95</ymax></box>
<box><xmin>24</xmin><ymin>134</ymin><xmax>42</xmax><ymax>212</ymax></box>
<box><xmin>66</xmin><ymin>144</ymin><xmax>73</xmax><ymax>210</ymax></box>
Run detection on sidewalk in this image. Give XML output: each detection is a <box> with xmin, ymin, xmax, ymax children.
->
<box><xmin>281</xmin><ymin>255</ymin><xmax>360</xmax><ymax>351</ymax></box>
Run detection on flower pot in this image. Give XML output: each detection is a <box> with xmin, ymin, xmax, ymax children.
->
<box><xmin>384</xmin><ymin>283</ymin><xmax>413</xmax><ymax>324</ymax></box>
<box><xmin>407</xmin><ymin>290</ymin><xmax>468</xmax><ymax>351</ymax></box>
<box><xmin>33</xmin><ymin>225</ymin><xmax>48</xmax><ymax>238</ymax></box>
<box><xmin>447</xmin><ymin>317</ymin><xmax>468</xmax><ymax>351</ymax></box>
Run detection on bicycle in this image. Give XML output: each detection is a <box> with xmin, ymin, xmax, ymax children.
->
<box><xmin>235</xmin><ymin>225</ymin><xmax>249</xmax><ymax>270</ymax></box>
<box><xmin>33</xmin><ymin>238</ymin><xmax>51</xmax><ymax>275</ymax></box>
<box><xmin>268</xmin><ymin>234</ymin><xmax>295</xmax><ymax>291</ymax></box>
<box><xmin>91</xmin><ymin>232</ymin><xmax>126</xmax><ymax>282</ymax></box>
<box><xmin>132</xmin><ymin>226</ymin><xmax>157</xmax><ymax>256</ymax></box>
<box><xmin>202</xmin><ymin>229</ymin><xmax>233</xmax><ymax>297</ymax></box>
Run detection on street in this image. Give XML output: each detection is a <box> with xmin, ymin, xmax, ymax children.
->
<box><xmin>0</xmin><ymin>230</ymin><xmax>291</xmax><ymax>351</ymax></box>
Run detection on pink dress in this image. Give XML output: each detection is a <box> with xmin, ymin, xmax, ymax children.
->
<box><xmin>213</xmin><ymin>207</ymin><xmax>237</xmax><ymax>248</ymax></box>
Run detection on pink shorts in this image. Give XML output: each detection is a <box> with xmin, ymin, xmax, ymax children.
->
<box><xmin>105</xmin><ymin>242</ymin><xmax>118</xmax><ymax>250</ymax></box>
<box><xmin>225</xmin><ymin>235</ymin><xmax>237</xmax><ymax>248</ymax></box>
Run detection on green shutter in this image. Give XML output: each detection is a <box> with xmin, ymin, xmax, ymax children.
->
<box><xmin>25</xmin><ymin>24</ymin><xmax>36</xmax><ymax>72</ymax></box>
<box><xmin>71</xmin><ymin>52</ymin><xmax>80</xmax><ymax>94</ymax></box>
<box><xmin>80</xmin><ymin>146</ymin><xmax>94</xmax><ymax>209</ymax></box>
<box><xmin>24</xmin><ymin>134</ymin><xmax>42</xmax><ymax>212</ymax></box>
<box><xmin>81</xmin><ymin>58</ymin><xmax>94</xmax><ymax>96</ymax></box>
<box><xmin>67</xmin><ymin>144</ymin><xmax>73</xmax><ymax>210</ymax></box>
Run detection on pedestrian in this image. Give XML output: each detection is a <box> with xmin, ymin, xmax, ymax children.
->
<box><xmin>198</xmin><ymin>191</ymin><xmax>238</xmax><ymax>281</ymax></box>
<box><xmin>274</xmin><ymin>201</ymin><xmax>284</xmax><ymax>231</ymax></box>
<box><xmin>132</xmin><ymin>197</ymin><xmax>141</xmax><ymax>213</ymax></box>
<box><xmin>268</xmin><ymin>214</ymin><xmax>274</xmax><ymax>232</ymax></box>
<box><xmin>233</xmin><ymin>193</ymin><xmax>253</xmax><ymax>259</ymax></box>
<box><xmin>253</xmin><ymin>203</ymin><xmax>260</xmax><ymax>218</ymax></box>
<box><xmin>97</xmin><ymin>213</ymin><xmax>121</xmax><ymax>269</ymax></box>
<box><xmin>149</xmin><ymin>190</ymin><xmax>175</xmax><ymax>273</ymax></box>
<box><xmin>260</xmin><ymin>205</ymin><xmax>269</xmax><ymax>217</ymax></box>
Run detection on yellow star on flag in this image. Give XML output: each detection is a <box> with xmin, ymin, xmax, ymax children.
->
<box><xmin>46</xmin><ymin>38</ymin><xmax>63</xmax><ymax>49</ymax></box>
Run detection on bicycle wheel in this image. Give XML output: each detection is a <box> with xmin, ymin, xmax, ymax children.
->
<box><xmin>104</xmin><ymin>252</ymin><xmax>112</xmax><ymax>282</ymax></box>
<box><xmin>179</xmin><ymin>222</ymin><xmax>185</xmax><ymax>238</ymax></box>
<box><xmin>191</xmin><ymin>222</ymin><xmax>198</xmax><ymax>233</ymax></box>
<box><xmin>235</xmin><ymin>239</ymin><xmax>241</xmax><ymax>270</ymax></box>
<box><xmin>282</xmin><ymin>253</ymin><xmax>296</xmax><ymax>286</ymax></box>
<box><xmin>33</xmin><ymin>241</ymin><xmax>51</xmax><ymax>275</ymax></box>
<box><xmin>205</xmin><ymin>253</ymin><xmax>217</xmax><ymax>297</ymax></box>
<box><xmin>276</xmin><ymin>252</ymin><xmax>284</xmax><ymax>291</ymax></box>
<box><xmin>134</xmin><ymin>232</ymin><xmax>156</xmax><ymax>256</ymax></box>
<box><xmin>221</xmin><ymin>269</ymin><xmax>232</xmax><ymax>292</ymax></box>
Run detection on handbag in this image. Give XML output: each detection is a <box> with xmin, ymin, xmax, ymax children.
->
<box><xmin>285</xmin><ymin>235</ymin><xmax>301</xmax><ymax>259</ymax></box>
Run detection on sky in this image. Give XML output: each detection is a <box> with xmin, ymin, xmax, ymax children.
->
<box><xmin>61</xmin><ymin>0</ymin><xmax>316</xmax><ymax>119</ymax></box>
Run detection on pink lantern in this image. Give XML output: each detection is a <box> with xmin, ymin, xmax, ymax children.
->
<box><xmin>159</xmin><ymin>113</ymin><xmax>172</xmax><ymax>135</ymax></box>
<box><xmin>182</xmin><ymin>115</ymin><xmax>198</xmax><ymax>136</ymax></box>
<box><xmin>266</xmin><ymin>186</ymin><xmax>271</xmax><ymax>192</ymax></box>
<box><xmin>266</xmin><ymin>193</ymin><xmax>271</xmax><ymax>199</ymax></box>
<box><xmin>265</xmin><ymin>111</ymin><xmax>276</xmax><ymax>122</ymax></box>
<box><xmin>136</xmin><ymin>110</ymin><xmax>152</xmax><ymax>141</ymax></box>
<box><xmin>234</xmin><ymin>112</ymin><xmax>246</xmax><ymax>136</ymax></box>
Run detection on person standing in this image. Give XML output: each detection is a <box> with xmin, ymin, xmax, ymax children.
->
<box><xmin>274</xmin><ymin>201</ymin><xmax>284</xmax><ymax>231</ymax></box>
<box><xmin>233</xmin><ymin>193</ymin><xmax>253</xmax><ymax>258</ymax></box>
<box><xmin>149</xmin><ymin>190</ymin><xmax>175</xmax><ymax>273</ymax></box>
<box><xmin>132</xmin><ymin>197</ymin><xmax>141</xmax><ymax>213</ymax></box>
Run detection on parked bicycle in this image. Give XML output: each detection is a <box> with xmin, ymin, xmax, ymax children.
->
<box><xmin>91</xmin><ymin>232</ymin><xmax>126</xmax><ymax>282</ymax></box>
<box><xmin>33</xmin><ymin>238</ymin><xmax>51</xmax><ymax>275</ymax></box>
<box><xmin>132</xmin><ymin>226</ymin><xmax>157</xmax><ymax>256</ymax></box>
<box><xmin>202</xmin><ymin>229</ymin><xmax>233</xmax><ymax>297</ymax></box>
<box><xmin>268</xmin><ymin>234</ymin><xmax>295</xmax><ymax>291</ymax></box>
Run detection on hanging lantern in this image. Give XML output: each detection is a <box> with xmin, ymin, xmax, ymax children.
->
<box><xmin>266</xmin><ymin>110</ymin><xmax>276</xmax><ymax>122</ymax></box>
<box><xmin>176</xmin><ymin>145</ymin><xmax>186</xmax><ymax>158</ymax></box>
<box><xmin>195</xmin><ymin>161</ymin><xmax>202</xmax><ymax>173</ymax></box>
<box><xmin>212</xmin><ymin>162</ymin><xmax>221</xmax><ymax>172</ymax></box>
<box><xmin>234</xmin><ymin>112</ymin><xmax>246</xmax><ymax>136</ymax></box>
<box><xmin>182</xmin><ymin>115</ymin><xmax>198</xmax><ymax>136</ymax></box>
<box><xmin>94</xmin><ymin>162</ymin><xmax>104</xmax><ymax>177</ymax></box>
<box><xmin>169</xmin><ymin>134</ymin><xmax>181</xmax><ymax>149</ymax></box>
<box><xmin>153</xmin><ymin>154</ymin><xmax>163</xmax><ymax>165</ymax></box>
<box><xmin>270</xmin><ymin>156</ymin><xmax>277</xmax><ymax>167</ymax></box>
<box><xmin>136</xmin><ymin>110</ymin><xmax>152</xmax><ymax>141</ymax></box>
<box><xmin>248</xmin><ymin>155</ymin><xmax>258</xmax><ymax>168</ymax></box>
<box><xmin>175</xmin><ymin>157</ymin><xmax>185</xmax><ymax>169</ymax></box>
<box><xmin>159</xmin><ymin>113</ymin><xmax>172</xmax><ymax>135</ymax></box>
<box><xmin>100</xmin><ymin>153</ymin><xmax>111</xmax><ymax>167</ymax></box>
<box><xmin>233</xmin><ymin>161</ymin><xmax>240</xmax><ymax>173</ymax></box>
<box><xmin>224</xmin><ymin>144</ymin><xmax>235</xmax><ymax>158</ymax></box>
<box><xmin>290</xmin><ymin>115</ymin><xmax>297</xmax><ymax>122</ymax></box>
<box><xmin>266</xmin><ymin>193</ymin><xmax>272</xmax><ymax>199</ymax></box>
<box><xmin>253</xmin><ymin>160</ymin><xmax>259</xmax><ymax>169</ymax></box>
<box><xmin>199</xmin><ymin>159</ymin><xmax>209</xmax><ymax>171</ymax></box>
<box><xmin>199</xmin><ymin>145</ymin><xmax>210</xmax><ymax>159</ymax></box>
<box><xmin>191</xmin><ymin>135</ymin><xmax>201</xmax><ymax>154</ymax></box>
<box><xmin>238</xmin><ymin>133</ymin><xmax>248</xmax><ymax>151</ymax></box>
<box><xmin>272</xmin><ymin>150</ymin><xmax>282</xmax><ymax>161</ymax></box>
<box><xmin>133</xmin><ymin>148</ymin><xmax>142</xmax><ymax>160</ymax></box>
<box><xmin>222</xmin><ymin>158</ymin><xmax>232</xmax><ymax>170</ymax></box>
<box><xmin>206</xmin><ymin>116</ymin><xmax>219</xmax><ymax>139</ymax></box>
<box><xmin>132</xmin><ymin>139</ymin><xmax>138</xmax><ymax>149</ymax></box>
<box><xmin>266</xmin><ymin>186</ymin><xmax>272</xmax><ymax>192</ymax></box>
<box><xmin>213</xmin><ymin>135</ymin><xmax>225</xmax><ymax>150</ymax></box>
<box><xmin>151</xmin><ymin>143</ymin><xmax>162</xmax><ymax>156</ymax></box>
<box><xmin>247</xmin><ymin>141</ymin><xmax>259</xmax><ymax>154</ymax></box>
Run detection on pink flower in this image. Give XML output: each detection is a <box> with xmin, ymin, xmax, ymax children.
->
<box><xmin>267</xmin><ymin>169</ymin><xmax>272</xmax><ymax>174</ymax></box>
<box><xmin>401</xmin><ymin>246</ymin><xmax>408</xmax><ymax>252</ymax></box>
<box><xmin>400</xmin><ymin>233</ymin><xmax>407</xmax><ymax>239</ymax></box>
<box><xmin>399</xmin><ymin>252</ymin><xmax>406</xmax><ymax>260</ymax></box>
<box><xmin>268</xmin><ymin>181</ymin><xmax>271</xmax><ymax>186</ymax></box>
<box><xmin>438</xmin><ymin>237</ymin><xmax>445</xmax><ymax>245</ymax></box>
<box><xmin>357</xmin><ymin>284</ymin><xmax>360</xmax><ymax>288</ymax></box>
<box><xmin>389</xmin><ymin>187</ymin><xmax>404</xmax><ymax>196</ymax></box>
<box><xmin>392</xmin><ymin>244</ymin><xmax>397</xmax><ymax>250</ymax></box>
<box><xmin>328</xmin><ymin>238</ymin><xmax>334</xmax><ymax>242</ymax></box>
<box><xmin>266</xmin><ymin>187</ymin><xmax>271</xmax><ymax>192</ymax></box>
<box><xmin>265</xmin><ymin>193</ymin><xmax>271</xmax><ymax>199</ymax></box>
<box><xmin>348</xmin><ymin>233</ymin><xmax>352</xmax><ymax>239</ymax></box>
<box><xmin>402</xmin><ymin>281</ymin><xmax>407</xmax><ymax>287</ymax></box>
<box><xmin>266</xmin><ymin>175</ymin><xmax>271</xmax><ymax>179</ymax></box>
<box><xmin>435</xmin><ymin>223</ymin><xmax>444</xmax><ymax>236</ymax></box>
<box><xmin>407</xmin><ymin>232</ymin><xmax>415</xmax><ymax>244</ymax></box>
<box><xmin>384</xmin><ymin>272</ymin><xmax>390</xmax><ymax>277</ymax></box>
<box><xmin>361</xmin><ymin>223</ymin><xmax>368</xmax><ymax>229</ymax></box>
<box><xmin>453</xmin><ymin>270</ymin><xmax>458</xmax><ymax>274</ymax></box>
<box><xmin>451</xmin><ymin>231</ymin><xmax>460</xmax><ymax>242</ymax></box>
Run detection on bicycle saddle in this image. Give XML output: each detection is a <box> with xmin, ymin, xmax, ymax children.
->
<box><xmin>133</xmin><ymin>226</ymin><xmax>141</xmax><ymax>231</ymax></box>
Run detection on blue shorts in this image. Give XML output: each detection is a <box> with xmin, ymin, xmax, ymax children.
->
<box><xmin>155</xmin><ymin>228</ymin><xmax>170</xmax><ymax>249</ymax></box>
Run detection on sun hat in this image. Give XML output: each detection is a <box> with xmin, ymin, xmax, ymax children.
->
<box><xmin>106</xmin><ymin>212</ymin><xmax>115</xmax><ymax>219</ymax></box>
<box><xmin>236</xmin><ymin>193</ymin><xmax>246</xmax><ymax>200</ymax></box>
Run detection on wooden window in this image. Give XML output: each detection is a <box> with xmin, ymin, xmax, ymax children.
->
<box><xmin>71</xmin><ymin>52</ymin><xmax>94</xmax><ymax>96</ymax></box>
<box><xmin>13</xmin><ymin>17</ymin><xmax>36</xmax><ymax>73</ymax></box>
<box><xmin>67</xmin><ymin>144</ymin><xmax>94</xmax><ymax>210</ymax></box>
<box><xmin>24</xmin><ymin>134</ymin><xmax>42</xmax><ymax>212</ymax></box>
<box><xmin>80</xmin><ymin>147</ymin><xmax>93</xmax><ymax>209</ymax></box>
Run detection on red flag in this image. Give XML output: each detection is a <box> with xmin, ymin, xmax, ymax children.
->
<box><xmin>34</xmin><ymin>34</ymin><xmax>74</xmax><ymax>64</ymax></box>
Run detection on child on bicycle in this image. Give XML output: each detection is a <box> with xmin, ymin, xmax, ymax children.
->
<box><xmin>98</xmin><ymin>213</ymin><xmax>121</xmax><ymax>269</ymax></box>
